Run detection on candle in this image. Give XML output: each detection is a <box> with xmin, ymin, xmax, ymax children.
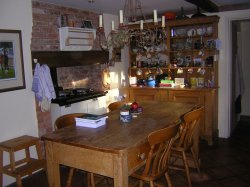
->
<box><xmin>119</xmin><ymin>10</ymin><xmax>123</xmax><ymax>24</ymax></box>
<box><xmin>162</xmin><ymin>16</ymin><xmax>165</xmax><ymax>28</ymax></box>
<box><xmin>111</xmin><ymin>21</ymin><xmax>114</xmax><ymax>31</ymax></box>
<box><xmin>153</xmin><ymin>9</ymin><xmax>157</xmax><ymax>23</ymax></box>
<box><xmin>99</xmin><ymin>15</ymin><xmax>103</xmax><ymax>27</ymax></box>
<box><xmin>140</xmin><ymin>20</ymin><xmax>143</xmax><ymax>30</ymax></box>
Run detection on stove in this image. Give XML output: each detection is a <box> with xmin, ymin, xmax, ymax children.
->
<box><xmin>52</xmin><ymin>87</ymin><xmax>107</xmax><ymax>106</ymax></box>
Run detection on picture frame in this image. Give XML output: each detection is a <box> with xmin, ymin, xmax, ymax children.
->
<box><xmin>0</xmin><ymin>29</ymin><xmax>25</xmax><ymax>93</ymax></box>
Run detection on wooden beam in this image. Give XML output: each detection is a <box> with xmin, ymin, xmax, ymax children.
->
<box><xmin>31</xmin><ymin>50</ymin><xmax>109</xmax><ymax>69</ymax></box>
<box><xmin>219</xmin><ymin>3</ymin><xmax>250</xmax><ymax>12</ymax></box>
<box><xmin>185</xmin><ymin>0</ymin><xmax>219</xmax><ymax>12</ymax></box>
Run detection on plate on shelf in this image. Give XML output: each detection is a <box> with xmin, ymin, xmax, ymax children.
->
<box><xmin>174</xmin><ymin>28</ymin><xmax>187</xmax><ymax>37</ymax></box>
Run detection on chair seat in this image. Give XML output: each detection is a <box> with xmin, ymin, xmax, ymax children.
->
<box><xmin>131</xmin><ymin>165</ymin><xmax>167</xmax><ymax>182</ymax></box>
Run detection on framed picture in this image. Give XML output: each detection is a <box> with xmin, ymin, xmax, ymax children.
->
<box><xmin>0</xmin><ymin>29</ymin><xmax>25</xmax><ymax>93</ymax></box>
<box><xmin>82</xmin><ymin>20</ymin><xmax>93</xmax><ymax>28</ymax></box>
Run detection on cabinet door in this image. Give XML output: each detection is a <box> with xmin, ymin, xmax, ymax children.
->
<box><xmin>86</xmin><ymin>96</ymin><xmax>107</xmax><ymax>114</ymax></box>
<box><xmin>129</xmin><ymin>89</ymin><xmax>160</xmax><ymax>102</ymax></box>
<box><xmin>169</xmin><ymin>90</ymin><xmax>204</xmax><ymax>104</ymax></box>
<box><xmin>159</xmin><ymin>90</ymin><xmax>169</xmax><ymax>101</ymax></box>
<box><xmin>169</xmin><ymin>90</ymin><xmax>205</xmax><ymax>151</ymax></box>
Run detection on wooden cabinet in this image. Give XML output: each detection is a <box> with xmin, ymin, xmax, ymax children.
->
<box><xmin>128</xmin><ymin>16</ymin><xmax>219</xmax><ymax>89</ymax></box>
<box><xmin>168</xmin><ymin>90</ymin><xmax>204</xmax><ymax>104</ymax></box>
<box><xmin>167</xmin><ymin>16</ymin><xmax>219</xmax><ymax>88</ymax></box>
<box><xmin>129</xmin><ymin>87</ymin><xmax>161</xmax><ymax>102</ymax></box>
<box><xmin>128</xmin><ymin>87</ymin><xmax>217</xmax><ymax>145</ymax></box>
<box><xmin>59</xmin><ymin>27</ymin><xmax>96</xmax><ymax>51</ymax></box>
<box><xmin>126</xmin><ymin>16</ymin><xmax>219</xmax><ymax>146</ymax></box>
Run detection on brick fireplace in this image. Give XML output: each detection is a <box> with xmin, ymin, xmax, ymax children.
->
<box><xmin>31</xmin><ymin>1</ymin><xmax>107</xmax><ymax>136</ymax></box>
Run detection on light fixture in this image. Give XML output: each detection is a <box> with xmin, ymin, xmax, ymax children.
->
<box><xmin>97</xmin><ymin>0</ymin><xmax>166</xmax><ymax>61</ymax></box>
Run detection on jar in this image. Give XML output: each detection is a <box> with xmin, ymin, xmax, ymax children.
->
<box><xmin>120</xmin><ymin>110</ymin><xmax>132</xmax><ymax>123</ymax></box>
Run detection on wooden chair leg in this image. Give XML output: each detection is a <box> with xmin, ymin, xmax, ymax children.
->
<box><xmin>90</xmin><ymin>173</ymin><xmax>95</xmax><ymax>187</ymax></box>
<box><xmin>25</xmin><ymin>148</ymin><xmax>32</xmax><ymax>176</ymax></box>
<box><xmin>66</xmin><ymin>168</ymin><xmax>74</xmax><ymax>187</ymax></box>
<box><xmin>182</xmin><ymin>151</ymin><xmax>192</xmax><ymax>187</ymax></box>
<box><xmin>139</xmin><ymin>180</ymin><xmax>144</xmax><ymax>187</ymax></box>
<box><xmin>87</xmin><ymin>173</ymin><xmax>96</xmax><ymax>187</ymax></box>
<box><xmin>165</xmin><ymin>172</ymin><xmax>173</xmax><ymax>187</ymax></box>
<box><xmin>87</xmin><ymin>173</ymin><xmax>90</xmax><ymax>187</ymax></box>
<box><xmin>149</xmin><ymin>181</ymin><xmax>154</xmax><ymax>187</ymax></box>
<box><xmin>190</xmin><ymin>147</ymin><xmax>200</xmax><ymax>174</ymax></box>
<box><xmin>16</xmin><ymin>176</ymin><xmax>22</xmax><ymax>187</ymax></box>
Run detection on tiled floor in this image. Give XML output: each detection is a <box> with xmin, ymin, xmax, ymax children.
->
<box><xmin>6</xmin><ymin>120</ymin><xmax>250</xmax><ymax>187</ymax></box>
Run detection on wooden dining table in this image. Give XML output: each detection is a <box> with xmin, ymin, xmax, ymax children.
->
<box><xmin>42</xmin><ymin>101</ymin><xmax>196</xmax><ymax>187</ymax></box>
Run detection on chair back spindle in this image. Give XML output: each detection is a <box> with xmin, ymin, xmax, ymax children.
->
<box><xmin>54</xmin><ymin>113</ymin><xmax>83</xmax><ymax>130</ymax></box>
<box><xmin>142</xmin><ymin>123</ymin><xmax>179</xmax><ymax>178</ymax></box>
<box><xmin>108</xmin><ymin>101</ymin><xmax>122</xmax><ymax>112</ymax></box>
<box><xmin>176</xmin><ymin>106</ymin><xmax>204</xmax><ymax>150</ymax></box>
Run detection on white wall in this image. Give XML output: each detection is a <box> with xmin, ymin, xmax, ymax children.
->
<box><xmin>240</xmin><ymin>21</ymin><xmax>250</xmax><ymax>116</ymax></box>
<box><xmin>103</xmin><ymin>13</ymin><xmax>129</xmax><ymax>103</ymax></box>
<box><xmin>215</xmin><ymin>9</ymin><xmax>250</xmax><ymax>138</ymax></box>
<box><xmin>0</xmin><ymin>0</ymin><xmax>38</xmax><ymax>186</ymax></box>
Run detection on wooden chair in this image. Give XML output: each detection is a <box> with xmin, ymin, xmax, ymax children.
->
<box><xmin>0</xmin><ymin>135</ymin><xmax>46</xmax><ymax>187</ymax></box>
<box><xmin>108</xmin><ymin>101</ymin><xmax>122</xmax><ymax>112</ymax></box>
<box><xmin>130</xmin><ymin>123</ymin><xmax>180</xmax><ymax>187</ymax></box>
<box><xmin>169</xmin><ymin>106</ymin><xmax>204</xmax><ymax>187</ymax></box>
<box><xmin>54</xmin><ymin>113</ymin><xmax>95</xmax><ymax>187</ymax></box>
<box><xmin>54</xmin><ymin>113</ymin><xmax>83</xmax><ymax>130</ymax></box>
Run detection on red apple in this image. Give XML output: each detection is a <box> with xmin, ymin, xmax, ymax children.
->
<box><xmin>131</xmin><ymin>101</ymin><xmax>139</xmax><ymax>110</ymax></box>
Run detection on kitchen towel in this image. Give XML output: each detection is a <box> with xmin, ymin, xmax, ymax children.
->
<box><xmin>32</xmin><ymin>63</ymin><xmax>56</xmax><ymax>112</ymax></box>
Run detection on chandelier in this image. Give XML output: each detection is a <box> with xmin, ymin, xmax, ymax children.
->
<box><xmin>97</xmin><ymin>0</ymin><xmax>166</xmax><ymax>60</ymax></box>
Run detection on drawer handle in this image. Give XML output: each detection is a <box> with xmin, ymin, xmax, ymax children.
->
<box><xmin>138</xmin><ymin>152</ymin><xmax>146</xmax><ymax>160</ymax></box>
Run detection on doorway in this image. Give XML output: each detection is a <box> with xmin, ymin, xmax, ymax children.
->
<box><xmin>231</xmin><ymin>19</ymin><xmax>250</xmax><ymax>134</ymax></box>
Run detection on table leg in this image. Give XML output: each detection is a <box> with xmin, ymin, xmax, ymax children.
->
<box><xmin>113</xmin><ymin>152</ymin><xmax>128</xmax><ymax>187</ymax></box>
<box><xmin>45</xmin><ymin>141</ymin><xmax>60</xmax><ymax>187</ymax></box>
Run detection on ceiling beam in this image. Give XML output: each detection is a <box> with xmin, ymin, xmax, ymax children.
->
<box><xmin>185</xmin><ymin>0</ymin><xmax>219</xmax><ymax>12</ymax></box>
<box><xmin>219</xmin><ymin>3</ymin><xmax>250</xmax><ymax>12</ymax></box>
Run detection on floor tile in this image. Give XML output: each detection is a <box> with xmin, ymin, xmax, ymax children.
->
<box><xmin>217</xmin><ymin>177</ymin><xmax>249</xmax><ymax>187</ymax></box>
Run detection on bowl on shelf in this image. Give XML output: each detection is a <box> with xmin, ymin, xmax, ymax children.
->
<box><xmin>147</xmin><ymin>79</ymin><xmax>156</xmax><ymax>87</ymax></box>
<box><xmin>206</xmin><ymin>26</ymin><xmax>213</xmax><ymax>35</ymax></box>
<box><xmin>197</xmin><ymin>27</ymin><xmax>206</xmax><ymax>36</ymax></box>
<box><xmin>175</xmin><ymin>28</ymin><xmax>187</xmax><ymax>37</ymax></box>
<box><xmin>164</xmin><ymin>12</ymin><xmax>176</xmax><ymax>20</ymax></box>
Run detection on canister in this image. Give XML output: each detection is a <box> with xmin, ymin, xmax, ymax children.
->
<box><xmin>197</xmin><ymin>77</ymin><xmax>204</xmax><ymax>88</ymax></box>
<box><xmin>120</xmin><ymin>111</ymin><xmax>132</xmax><ymax>123</ymax></box>
<box><xmin>190</xmin><ymin>77</ymin><xmax>198</xmax><ymax>88</ymax></box>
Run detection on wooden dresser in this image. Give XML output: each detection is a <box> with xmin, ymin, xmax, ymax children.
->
<box><xmin>127</xmin><ymin>87</ymin><xmax>218</xmax><ymax>145</ymax></box>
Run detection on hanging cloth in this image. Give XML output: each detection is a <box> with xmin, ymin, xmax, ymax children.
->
<box><xmin>32</xmin><ymin>63</ymin><xmax>56</xmax><ymax>112</ymax></box>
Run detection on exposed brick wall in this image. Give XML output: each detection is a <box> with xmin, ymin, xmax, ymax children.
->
<box><xmin>32</xmin><ymin>1</ymin><xmax>101</xmax><ymax>50</ymax></box>
<box><xmin>31</xmin><ymin>1</ymin><xmax>106</xmax><ymax>137</ymax></box>
<box><xmin>57</xmin><ymin>65</ymin><xmax>103</xmax><ymax>89</ymax></box>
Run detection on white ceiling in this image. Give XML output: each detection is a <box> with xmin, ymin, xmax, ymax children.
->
<box><xmin>34</xmin><ymin>0</ymin><xmax>250</xmax><ymax>15</ymax></box>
